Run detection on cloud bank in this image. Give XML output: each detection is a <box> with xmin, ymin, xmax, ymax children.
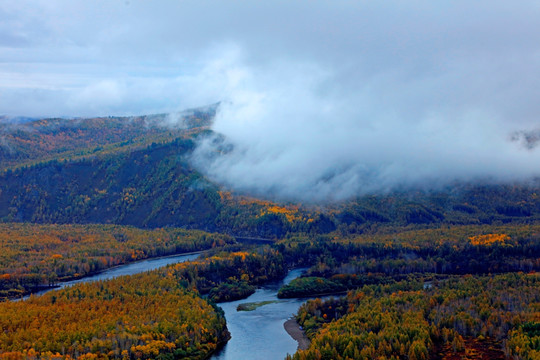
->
<box><xmin>190</xmin><ymin>49</ymin><xmax>540</xmax><ymax>201</ymax></box>
<box><xmin>2</xmin><ymin>1</ymin><xmax>540</xmax><ymax>200</ymax></box>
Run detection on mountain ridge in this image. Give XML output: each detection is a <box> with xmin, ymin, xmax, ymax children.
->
<box><xmin>1</xmin><ymin>106</ymin><xmax>540</xmax><ymax>238</ymax></box>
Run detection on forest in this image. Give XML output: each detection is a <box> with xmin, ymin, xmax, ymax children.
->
<box><xmin>0</xmin><ymin>249</ymin><xmax>288</xmax><ymax>359</ymax></box>
<box><xmin>0</xmin><ymin>269</ymin><xmax>230</xmax><ymax>359</ymax></box>
<box><xmin>0</xmin><ymin>222</ymin><xmax>537</xmax><ymax>359</ymax></box>
<box><xmin>275</xmin><ymin>225</ymin><xmax>540</xmax><ymax>359</ymax></box>
<box><xmin>0</xmin><ymin>113</ymin><xmax>538</xmax><ymax>359</ymax></box>
<box><xmin>0</xmin><ymin>223</ymin><xmax>234</xmax><ymax>299</ymax></box>
<box><xmin>288</xmin><ymin>273</ymin><xmax>539</xmax><ymax>360</ymax></box>
<box><xmin>2</xmin><ymin>113</ymin><xmax>540</xmax><ymax>236</ymax></box>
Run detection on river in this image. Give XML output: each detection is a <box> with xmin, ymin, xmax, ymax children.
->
<box><xmin>212</xmin><ymin>268</ymin><xmax>307</xmax><ymax>360</ymax></box>
<box><xmin>20</xmin><ymin>252</ymin><xmax>307</xmax><ymax>359</ymax></box>
<box><xmin>21</xmin><ymin>252</ymin><xmax>200</xmax><ymax>300</ymax></box>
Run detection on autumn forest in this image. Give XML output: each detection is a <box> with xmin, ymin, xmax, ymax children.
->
<box><xmin>0</xmin><ymin>110</ymin><xmax>538</xmax><ymax>360</ymax></box>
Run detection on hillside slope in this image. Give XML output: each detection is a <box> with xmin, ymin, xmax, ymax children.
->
<box><xmin>1</xmin><ymin>109</ymin><xmax>540</xmax><ymax>236</ymax></box>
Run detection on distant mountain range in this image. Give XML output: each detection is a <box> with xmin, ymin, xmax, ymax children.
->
<box><xmin>1</xmin><ymin>105</ymin><xmax>539</xmax><ymax>237</ymax></box>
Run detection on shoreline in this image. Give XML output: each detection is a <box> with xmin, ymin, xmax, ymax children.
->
<box><xmin>12</xmin><ymin>250</ymin><xmax>203</xmax><ymax>301</ymax></box>
<box><xmin>284</xmin><ymin>318</ymin><xmax>310</xmax><ymax>351</ymax></box>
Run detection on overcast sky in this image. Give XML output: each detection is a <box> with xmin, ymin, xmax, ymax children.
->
<box><xmin>2</xmin><ymin>1</ymin><xmax>540</xmax><ymax>200</ymax></box>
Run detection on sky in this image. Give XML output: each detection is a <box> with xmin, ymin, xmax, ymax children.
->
<box><xmin>2</xmin><ymin>1</ymin><xmax>540</xmax><ymax>200</ymax></box>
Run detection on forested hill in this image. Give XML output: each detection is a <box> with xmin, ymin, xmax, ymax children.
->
<box><xmin>1</xmin><ymin>107</ymin><xmax>540</xmax><ymax>236</ymax></box>
<box><xmin>0</xmin><ymin>104</ymin><xmax>217</xmax><ymax>169</ymax></box>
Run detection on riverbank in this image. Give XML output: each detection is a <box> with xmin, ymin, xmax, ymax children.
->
<box><xmin>211</xmin><ymin>268</ymin><xmax>308</xmax><ymax>359</ymax></box>
<box><xmin>15</xmin><ymin>251</ymin><xmax>201</xmax><ymax>301</ymax></box>
<box><xmin>284</xmin><ymin>318</ymin><xmax>310</xmax><ymax>351</ymax></box>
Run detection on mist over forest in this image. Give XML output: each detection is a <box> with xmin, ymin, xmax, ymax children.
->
<box><xmin>1</xmin><ymin>2</ymin><xmax>539</xmax><ymax>360</ymax></box>
<box><xmin>3</xmin><ymin>1</ymin><xmax>540</xmax><ymax>202</ymax></box>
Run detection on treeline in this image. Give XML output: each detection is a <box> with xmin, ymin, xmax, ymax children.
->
<box><xmin>289</xmin><ymin>273</ymin><xmax>539</xmax><ymax>360</ymax></box>
<box><xmin>0</xmin><ymin>223</ymin><xmax>234</xmax><ymax>299</ymax></box>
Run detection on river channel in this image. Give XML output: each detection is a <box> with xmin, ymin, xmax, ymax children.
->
<box><xmin>21</xmin><ymin>252</ymin><xmax>200</xmax><ymax>300</ymax></box>
<box><xmin>212</xmin><ymin>268</ymin><xmax>307</xmax><ymax>360</ymax></box>
<box><xmin>21</xmin><ymin>252</ymin><xmax>307</xmax><ymax>359</ymax></box>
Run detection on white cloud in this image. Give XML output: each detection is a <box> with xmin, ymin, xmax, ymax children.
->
<box><xmin>191</xmin><ymin>49</ymin><xmax>540</xmax><ymax>201</ymax></box>
<box><xmin>1</xmin><ymin>1</ymin><xmax>540</xmax><ymax>199</ymax></box>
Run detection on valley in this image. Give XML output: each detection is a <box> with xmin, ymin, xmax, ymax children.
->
<box><xmin>0</xmin><ymin>112</ymin><xmax>538</xmax><ymax>359</ymax></box>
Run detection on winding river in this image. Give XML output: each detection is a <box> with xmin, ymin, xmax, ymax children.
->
<box><xmin>21</xmin><ymin>252</ymin><xmax>306</xmax><ymax>359</ymax></box>
<box><xmin>21</xmin><ymin>252</ymin><xmax>200</xmax><ymax>300</ymax></box>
